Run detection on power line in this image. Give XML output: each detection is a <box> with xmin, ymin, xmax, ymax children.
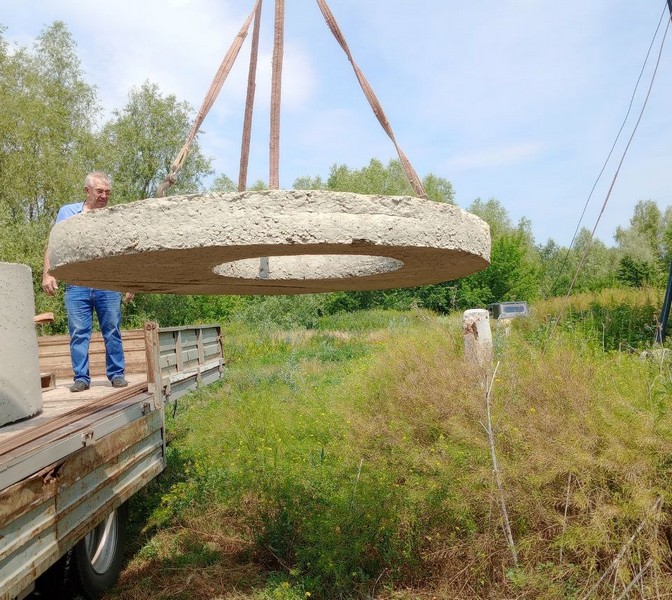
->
<box><xmin>566</xmin><ymin>12</ymin><xmax>670</xmax><ymax>296</ymax></box>
<box><xmin>546</xmin><ymin>4</ymin><xmax>671</xmax><ymax>343</ymax></box>
<box><xmin>545</xmin><ymin>3</ymin><xmax>670</xmax><ymax>298</ymax></box>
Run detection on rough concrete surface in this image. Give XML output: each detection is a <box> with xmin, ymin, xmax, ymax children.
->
<box><xmin>463</xmin><ymin>308</ymin><xmax>493</xmax><ymax>367</ymax></box>
<box><xmin>0</xmin><ymin>263</ymin><xmax>43</xmax><ymax>426</ymax></box>
<box><xmin>48</xmin><ymin>190</ymin><xmax>491</xmax><ymax>295</ymax></box>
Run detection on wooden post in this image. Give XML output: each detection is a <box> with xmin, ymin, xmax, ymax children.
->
<box><xmin>175</xmin><ymin>331</ymin><xmax>184</xmax><ymax>373</ymax></box>
<box><xmin>462</xmin><ymin>309</ymin><xmax>493</xmax><ymax>367</ymax></box>
<box><xmin>218</xmin><ymin>327</ymin><xmax>225</xmax><ymax>375</ymax></box>
<box><xmin>144</xmin><ymin>322</ymin><xmax>162</xmax><ymax>409</ymax></box>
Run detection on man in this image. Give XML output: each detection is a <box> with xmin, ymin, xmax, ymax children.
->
<box><xmin>43</xmin><ymin>171</ymin><xmax>134</xmax><ymax>392</ymax></box>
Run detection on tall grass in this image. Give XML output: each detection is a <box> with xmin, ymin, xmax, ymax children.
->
<box><xmin>111</xmin><ymin>301</ymin><xmax>672</xmax><ymax>600</ymax></box>
<box><xmin>531</xmin><ymin>287</ymin><xmax>664</xmax><ymax>350</ymax></box>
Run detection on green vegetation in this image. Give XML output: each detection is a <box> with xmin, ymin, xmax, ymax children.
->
<box><xmin>110</xmin><ymin>293</ymin><xmax>672</xmax><ymax>599</ymax></box>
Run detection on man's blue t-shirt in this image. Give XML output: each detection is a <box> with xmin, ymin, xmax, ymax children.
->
<box><xmin>55</xmin><ymin>202</ymin><xmax>84</xmax><ymax>223</ymax></box>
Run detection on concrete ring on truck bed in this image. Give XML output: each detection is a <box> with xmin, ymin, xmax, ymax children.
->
<box><xmin>47</xmin><ymin>190</ymin><xmax>491</xmax><ymax>295</ymax></box>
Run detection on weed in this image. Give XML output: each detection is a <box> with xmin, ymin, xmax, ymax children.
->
<box><xmin>114</xmin><ymin>301</ymin><xmax>672</xmax><ymax>599</ymax></box>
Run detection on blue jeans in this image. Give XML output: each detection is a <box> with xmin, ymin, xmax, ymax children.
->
<box><xmin>64</xmin><ymin>285</ymin><xmax>125</xmax><ymax>385</ymax></box>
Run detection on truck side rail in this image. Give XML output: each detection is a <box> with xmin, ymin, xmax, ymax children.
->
<box><xmin>155</xmin><ymin>324</ymin><xmax>225</xmax><ymax>403</ymax></box>
<box><xmin>37</xmin><ymin>323</ymin><xmax>225</xmax><ymax>404</ymax></box>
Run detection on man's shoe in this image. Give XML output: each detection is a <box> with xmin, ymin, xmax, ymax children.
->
<box><xmin>111</xmin><ymin>376</ymin><xmax>129</xmax><ymax>388</ymax></box>
<box><xmin>70</xmin><ymin>380</ymin><xmax>90</xmax><ymax>393</ymax></box>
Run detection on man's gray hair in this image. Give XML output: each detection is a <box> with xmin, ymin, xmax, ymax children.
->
<box><xmin>85</xmin><ymin>171</ymin><xmax>111</xmax><ymax>187</ymax></box>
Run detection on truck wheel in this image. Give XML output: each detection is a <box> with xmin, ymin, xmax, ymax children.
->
<box><xmin>70</xmin><ymin>502</ymin><xmax>129</xmax><ymax>599</ymax></box>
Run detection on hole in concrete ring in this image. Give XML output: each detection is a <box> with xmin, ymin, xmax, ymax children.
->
<box><xmin>213</xmin><ymin>254</ymin><xmax>404</xmax><ymax>280</ymax></box>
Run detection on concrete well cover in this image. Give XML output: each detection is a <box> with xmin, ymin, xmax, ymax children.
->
<box><xmin>48</xmin><ymin>190</ymin><xmax>491</xmax><ymax>295</ymax></box>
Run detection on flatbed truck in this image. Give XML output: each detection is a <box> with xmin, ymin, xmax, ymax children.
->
<box><xmin>0</xmin><ymin>321</ymin><xmax>225</xmax><ymax>599</ymax></box>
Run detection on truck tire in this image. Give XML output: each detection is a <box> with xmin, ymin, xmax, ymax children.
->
<box><xmin>70</xmin><ymin>502</ymin><xmax>129</xmax><ymax>599</ymax></box>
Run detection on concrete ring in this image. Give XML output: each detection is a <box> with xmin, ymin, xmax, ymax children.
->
<box><xmin>48</xmin><ymin>190</ymin><xmax>491</xmax><ymax>295</ymax></box>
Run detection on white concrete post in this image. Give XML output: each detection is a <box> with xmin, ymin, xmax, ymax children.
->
<box><xmin>463</xmin><ymin>309</ymin><xmax>493</xmax><ymax>367</ymax></box>
<box><xmin>0</xmin><ymin>263</ymin><xmax>43</xmax><ymax>426</ymax></box>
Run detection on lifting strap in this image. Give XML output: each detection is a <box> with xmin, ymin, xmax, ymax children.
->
<box><xmin>269</xmin><ymin>0</ymin><xmax>284</xmax><ymax>189</ymax></box>
<box><xmin>157</xmin><ymin>0</ymin><xmax>261</xmax><ymax>197</ymax></box>
<box><xmin>315</xmin><ymin>0</ymin><xmax>427</xmax><ymax>199</ymax></box>
<box><xmin>159</xmin><ymin>0</ymin><xmax>427</xmax><ymax>200</ymax></box>
<box><xmin>239</xmin><ymin>0</ymin><xmax>263</xmax><ymax>191</ymax></box>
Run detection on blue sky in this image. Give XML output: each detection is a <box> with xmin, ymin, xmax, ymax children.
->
<box><xmin>3</xmin><ymin>1</ymin><xmax>672</xmax><ymax>247</ymax></box>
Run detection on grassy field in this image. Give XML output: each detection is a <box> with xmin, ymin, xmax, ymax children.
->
<box><xmin>106</xmin><ymin>293</ymin><xmax>672</xmax><ymax>599</ymax></box>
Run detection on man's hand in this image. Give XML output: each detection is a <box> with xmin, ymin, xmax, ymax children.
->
<box><xmin>42</xmin><ymin>274</ymin><xmax>58</xmax><ymax>296</ymax></box>
<box><xmin>124</xmin><ymin>292</ymin><xmax>135</xmax><ymax>303</ymax></box>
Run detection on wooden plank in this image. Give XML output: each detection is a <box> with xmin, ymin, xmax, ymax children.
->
<box><xmin>145</xmin><ymin>323</ymin><xmax>163</xmax><ymax>409</ymax></box>
<box><xmin>164</xmin><ymin>363</ymin><xmax>223</xmax><ymax>405</ymax></box>
<box><xmin>182</xmin><ymin>347</ymin><xmax>200</xmax><ymax>367</ymax></box>
<box><xmin>175</xmin><ymin>330</ymin><xmax>184</xmax><ymax>372</ymax></box>
<box><xmin>181</xmin><ymin>329</ymin><xmax>199</xmax><ymax>346</ymax></box>
<box><xmin>159</xmin><ymin>332</ymin><xmax>178</xmax><ymax>353</ymax></box>
<box><xmin>37</xmin><ymin>329</ymin><xmax>147</xmax><ymax>378</ymax></box>
<box><xmin>0</xmin><ymin>373</ymin><xmax>148</xmax><ymax>448</ymax></box>
<box><xmin>201</xmin><ymin>328</ymin><xmax>220</xmax><ymax>343</ymax></box>
<box><xmin>158</xmin><ymin>323</ymin><xmax>221</xmax><ymax>333</ymax></box>
<box><xmin>159</xmin><ymin>355</ymin><xmax>178</xmax><ymax>373</ymax></box>
<box><xmin>204</xmin><ymin>342</ymin><xmax>220</xmax><ymax>359</ymax></box>
<box><xmin>0</xmin><ymin>381</ymin><xmax>149</xmax><ymax>457</ymax></box>
<box><xmin>0</xmin><ymin>469</ymin><xmax>57</xmax><ymax>529</ymax></box>
<box><xmin>0</xmin><ymin>409</ymin><xmax>161</xmax><ymax>526</ymax></box>
<box><xmin>197</xmin><ymin>329</ymin><xmax>204</xmax><ymax>384</ymax></box>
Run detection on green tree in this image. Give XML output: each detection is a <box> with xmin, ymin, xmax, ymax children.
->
<box><xmin>210</xmin><ymin>173</ymin><xmax>237</xmax><ymax>192</ymax></box>
<box><xmin>467</xmin><ymin>197</ymin><xmax>513</xmax><ymax>239</ymax></box>
<box><xmin>210</xmin><ymin>174</ymin><xmax>270</xmax><ymax>192</ymax></box>
<box><xmin>422</xmin><ymin>173</ymin><xmax>455</xmax><ymax>204</ymax></box>
<box><xmin>0</xmin><ymin>22</ymin><xmax>100</xmax><ymax>323</ymax></box>
<box><xmin>0</xmin><ymin>23</ymin><xmax>225</xmax><ymax>330</ymax></box>
<box><xmin>458</xmin><ymin>229</ymin><xmax>540</xmax><ymax>307</ymax></box>
<box><xmin>663</xmin><ymin>206</ymin><xmax>672</xmax><ymax>267</ymax></box>
<box><xmin>248</xmin><ymin>179</ymin><xmax>269</xmax><ymax>190</ymax></box>
<box><xmin>98</xmin><ymin>81</ymin><xmax>214</xmax><ymax>202</ymax></box>
<box><xmin>538</xmin><ymin>238</ymin><xmax>570</xmax><ymax>297</ymax></box>
<box><xmin>452</xmin><ymin>198</ymin><xmax>542</xmax><ymax>306</ymax></box>
<box><xmin>293</xmin><ymin>174</ymin><xmax>326</xmax><ymax>190</ymax></box>
<box><xmin>614</xmin><ymin>200</ymin><xmax>669</xmax><ymax>288</ymax></box>
<box><xmin>628</xmin><ymin>200</ymin><xmax>664</xmax><ymax>255</ymax></box>
<box><xmin>0</xmin><ymin>22</ymin><xmax>98</xmax><ymax>224</ymax></box>
<box><xmin>554</xmin><ymin>229</ymin><xmax>618</xmax><ymax>295</ymax></box>
<box><xmin>324</xmin><ymin>158</ymin><xmax>454</xmax><ymax>203</ymax></box>
<box><xmin>617</xmin><ymin>255</ymin><xmax>657</xmax><ymax>288</ymax></box>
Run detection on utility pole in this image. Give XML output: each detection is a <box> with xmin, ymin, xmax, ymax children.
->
<box><xmin>656</xmin><ymin>261</ymin><xmax>672</xmax><ymax>344</ymax></box>
<box><xmin>655</xmin><ymin>1</ymin><xmax>672</xmax><ymax>344</ymax></box>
